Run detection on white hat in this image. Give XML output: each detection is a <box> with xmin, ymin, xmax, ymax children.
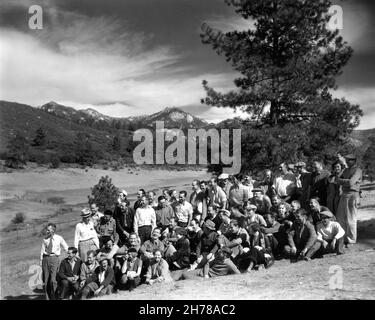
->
<box><xmin>218</xmin><ymin>173</ymin><xmax>229</xmax><ymax>180</ymax></box>
<box><xmin>120</xmin><ymin>189</ymin><xmax>128</xmax><ymax>196</ymax></box>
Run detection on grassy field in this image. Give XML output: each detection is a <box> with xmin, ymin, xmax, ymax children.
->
<box><xmin>0</xmin><ymin>170</ymin><xmax>374</xmax><ymax>300</ymax></box>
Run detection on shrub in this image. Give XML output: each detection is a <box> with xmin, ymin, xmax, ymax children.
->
<box><xmin>88</xmin><ymin>175</ymin><xmax>119</xmax><ymax>212</ymax></box>
<box><xmin>50</xmin><ymin>155</ymin><xmax>61</xmax><ymax>168</ymax></box>
<box><xmin>11</xmin><ymin>212</ymin><xmax>26</xmax><ymax>224</ymax></box>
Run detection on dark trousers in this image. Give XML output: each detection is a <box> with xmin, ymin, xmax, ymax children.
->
<box><xmin>284</xmin><ymin>241</ymin><xmax>321</xmax><ymax>259</ymax></box>
<box><xmin>119</xmin><ymin>275</ymin><xmax>141</xmax><ymax>290</ymax></box>
<box><xmin>138</xmin><ymin>225</ymin><xmax>152</xmax><ymax>244</ymax></box>
<box><xmin>310</xmin><ymin>237</ymin><xmax>345</xmax><ymax>256</ymax></box>
<box><xmin>177</xmin><ymin>221</ymin><xmax>188</xmax><ymax>228</ymax></box>
<box><xmin>81</xmin><ymin>282</ymin><xmax>113</xmax><ymax>300</ymax></box>
<box><xmin>42</xmin><ymin>256</ymin><xmax>60</xmax><ymax>300</ymax></box>
<box><xmin>59</xmin><ymin>279</ymin><xmax>80</xmax><ymax>299</ymax></box>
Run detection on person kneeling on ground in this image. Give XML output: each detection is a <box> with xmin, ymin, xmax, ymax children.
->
<box><xmin>119</xmin><ymin>248</ymin><xmax>143</xmax><ymax>291</ymax></box>
<box><xmin>311</xmin><ymin>211</ymin><xmax>345</xmax><ymax>257</ymax></box>
<box><xmin>96</xmin><ymin>236</ymin><xmax>119</xmax><ymax>268</ymax></box>
<box><xmin>181</xmin><ymin>247</ymin><xmax>240</xmax><ymax>280</ymax></box>
<box><xmin>284</xmin><ymin>209</ymin><xmax>318</xmax><ymax>261</ymax></box>
<box><xmin>246</xmin><ymin>223</ymin><xmax>274</xmax><ymax>272</ymax></box>
<box><xmin>81</xmin><ymin>258</ymin><xmax>116</xmax><ymax>299</ymax></box>
<box><xmin>145</xmin><ymin>249</ymin><xmax>173</xmax><ymax>285</ymax></box>
<box><xmin>167</xmin><ymin>228</ymin><xmax>191</xmax><ymax>270</ymax></box>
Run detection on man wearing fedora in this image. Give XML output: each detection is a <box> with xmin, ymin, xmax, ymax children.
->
<box><xmin>335</xmin><ymin>154</ymin><xmax>363</xmax><ymax>246</ymax></box>
<box><xmin>74</xmin><ymin>208</ymin><xmax>100</xmax><ymax>263</ymax></box>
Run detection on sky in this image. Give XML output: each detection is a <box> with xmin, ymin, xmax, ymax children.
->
<box><xmin>0</xmin><ymin>0</ymin><xmax>374</xmax><ymax>128</ymax></box>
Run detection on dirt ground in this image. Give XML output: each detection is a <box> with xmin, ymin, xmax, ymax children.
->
<box><xmin>0</xmin><ymin>173</ymin><xmax>374</xmax><ymax>300</ymax></box>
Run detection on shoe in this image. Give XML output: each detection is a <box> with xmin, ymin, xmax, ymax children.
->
<box><xmin>303</xmin><ymin>257</ymin><xmax>311</xmax><ymax>261</ymax></box>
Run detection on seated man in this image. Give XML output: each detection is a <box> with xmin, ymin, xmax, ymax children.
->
<box><xmin>81</xmin><ymin>258</ymin><xmax>115</xmax><ymax>299</ymax></box>
<box><xmin>216</xmin><ymin>209</ymin><xmax>231</xmax><ymax>236</ymax></box>
<box><xmin>307</xmin><ymin>198</ymin><xmax>331</xmax><ymax>228</ymax></box>
<box><xmin>57</xmin><ymin>247</ymin><xmax>82</xmax><ymax>300</ymax></box>
<box><xmin>119</xmin><ymin>248</ymin><xmax>143</xmax><ymax>291</ymax></box>
<box><xmin>312</xmin><ymin>211</ymin><xmax>345</xmax><ymax>256</ymax></box>
<box><xmin>96</xmin><ymin>236</ymin><xmax>119</xmax><ymax>268</ymax></box>
<box><xmin>249</xmin><ymin>188</ymin><xmax>272</xmax><ymax>216</ymax></box>
<box><xmin>79</xmin><ymin>250</ymin><xmax>100</xmax><ymax>294</ymax></box>
<box><xmin>275</xmin><ymin>202</ymin><xmax>295</xmax><ymax>232</ymax></box>
<box><xmin>186</xmin><ymin>218</ymin><xmax>204</xmax><ymax>263</ymax></box>
<box><xmin>246</xmin><ymin>223</ymin><xmax>274</xmax><ymax>271</ymax></box>
<box><xmin>242</xmin><ymin>202</ymin><xmax>266</xmax><ymax>234</ymax></box>
<box><xmin>190</xmin><ymin>220</ymin><xmax>220</xmax><ymax>270</ymax></box>
<box><xmin>96</xmin><ymin>209</ymin><xmax>119</xmax><ymax>247</ymax></box>
<box><xmin>181</xmin><ymin>247</ymin><xmax>240</xmax><ymax>280</ymax></box>
<box><xmin>204</xmin><ymin>205</ymin><xmax>222</xmax><ymax>230</ymax></box>
<box><xmin>260</xmin><ymin>213</ymin><xmax>283</xmax><ymax>257</ymax></box>
<box><xmin>145</xmin><ymin>249</ymin><xmax>173</xmax><ymax>285</ymax></box>
<box><xmin>167</xmin><ymin>228</ymin><xmax>191</xmax><ymax>270</ymax></box>
<box><xmin>218</xmin><ymin>219</ymin><xmax>249</xmax><ymax>259</ymax></box>
<box><xmin>284</xmin><ymin>209</ymin><xmax>318</xmax><ymax>261</ymax></box>
<box><xmin>140</xmin><ymin>228</ymin><xmax>166</xmax><ymax>277</ymax></box>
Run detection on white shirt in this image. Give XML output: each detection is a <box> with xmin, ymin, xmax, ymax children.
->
<box><xmin>316</xmin><ymin>221</ymin><xmax>345</xmax><ymax>241</ymax></box>
<box><xmin>133</xmin><ymin>206</ymin><xmax>157</xmax><ymax>231</ymax></box>
<box><xmin>174</xmin><ymin>201</ymin><xmax>193</xmax><ymax>223</ymax></box>
<box><xmin>208</xmin><ymin>186</ymin><xmax>227</xmax><ymax>207</ymax></box>
<box><xmin>40</xmin><ymin>234</ymin><xmax>69</xmax><ymax>260</ymax></box>
<box><xmin>273</xmin><ymin>173</ymin><xmax>296</xmax><ymax>197</ymax></box>
<box><xmin>98</xmin><ymin>270</ymin><xmax>105</xmax><ymax>284</ymax></box>
<box><xmin>74</xmin><ymin>221</ymin><xmax>99</xmax><ymax>249</ymax></box>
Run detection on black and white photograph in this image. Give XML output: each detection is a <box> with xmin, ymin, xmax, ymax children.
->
<box><xmin>0</xmin><ymin>0</ymin><xmax>374</xmax><ymax>305</ymax></box>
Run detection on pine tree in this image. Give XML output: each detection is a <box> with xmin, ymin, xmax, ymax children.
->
<box><xmin>32</xmin><ymin>127</ymin><xmax>46</xmax><ymax>147</ymax></box>
<box><xmin>201</xmin><ymin>0</ymin><xmax>363</xmax><ymax>171</ymax></box>
<box><xmin>88</xmin><ymin>175</ymin><xmax>119</xmax><ymax>211</ymax></box>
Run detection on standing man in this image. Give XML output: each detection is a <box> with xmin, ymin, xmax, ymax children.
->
<box><xmin>254</xmin><ymin>169</ymin><xmax>273</xmax><ymax>199</ymax></box>
<box><xmin>190</xmin><ymin>179</ymin><xmax>206</xmax><ymax>222</ymax></box>
<box><xmin>113</xmin><ymin>199</ymin><xmax>134</xmax><ymax>246</ymax></box>
<box><xmin>219</xmin><ymin>173</ymin><xmax>232</xmax><ymax>196</ymax></box>
<box><xmin>310</xmin><ymin>160</ymin><xmax>330</xmax><ymax>206</ymax></box>
<box><xmin>74</xmin><ymin>209</ymin><xmax>100</xmax><ymax>263</ymax></box>
<box><xmin>96</xmin><ymin>209</ymin><xmax>119</xmax><ymax>247</ymax></box>
<box><xmin>295</xmin><ymin>162</ymin><xmax>311</xmax><ymax>208</ymax></box>
<box><xmin>90</xmin><ymin>203</ymin><xmax>104</xmax><ymax>228</ymax></box>
<box><xmin>148</xmin><ymin>191</ymin><xmax>159</xmax><ymax>210</ymax></box>
<box><xmin>335</xmin><ymin>154</ymin><xmax>362</xmax><ymax>246</ymax></box>
<box><xmin>174</xmin><ymin>191</ymin><xmax>193</xmax><ymax>228</ymax></box>
<box><xmin>208</xmin><ymin>177</ymin><xmax>227</xmax><ymax>210</ymax></box>
<box><xmin>272</xmin><ymin>163</ymin><xmax>297</xmax><ymax>203</ymax></box>
<box><xmin>155</xmin><ymin>195</ymin><xmax>175</xmax><ymax>232</ymax></box>
<box><xmin>134</xmin><ymin>189</ymin><xmax>146</xmax><ymax>211</ymax></box>
<box><xmin>57</xmin><ymin>247</ymin><xmax>82</xmax><ymax>300</ymax></box>
<box><xmin>133</xmin><ymin>195</ymin><xmax>157</xmax><ymax>244</ymax></box>
<box><xmin>40</xmin><ymin>222</ymin><xmax>68</xmax><ymax>300</ymax></box>
<box><xmin>228</xmin><ymin>174</ymin><xmax>249</xmax><ymax>208</ymax></box>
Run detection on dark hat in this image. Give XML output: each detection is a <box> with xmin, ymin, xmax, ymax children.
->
<box><xmin>104</xmin><ymin>209</ymin><xmax>113</xmax><ymax>216</ymax></box>
<box><xmin>344</xmin><ymin>154</ymin><xmax>357</xmax><ymax>160</ymax></box>
<box><xmin>320</xmin><ymin>211</ymin><xmax>334</xmax><ymax>219</ymax></box>
<box><xmin>252</xmin><ymin>188</ymin><xmax>263</xmax><ymax>194</ymax></box>
<box><xmin>204</xmin><ymin>219</ymin><xmax>216</xmax><ymax>231</ymax></box>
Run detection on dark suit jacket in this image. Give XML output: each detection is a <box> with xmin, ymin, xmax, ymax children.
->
<box><xmin>92</xmin><ymin>267</ymin><xmax>115</xmax><ymax>288</ymax></box>
<box><xmin>58</xmin><ymin>258</ymin><xmax>82</xmax><ymax>280</ymax></box>
<box><xmin>310</xmin><ymin>170</ymin><xmax>330</xmax><ymax>205</ymax></box>
<box><xmin>288</xmin><ymin>221</ymin><xmax>317</xmax><ymax>251</ymax></box>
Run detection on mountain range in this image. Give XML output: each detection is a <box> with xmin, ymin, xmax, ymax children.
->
<box><xmin>0</xmin><ymin>100</ymin><xmax>374</xmax><ymax>158</ymax></box>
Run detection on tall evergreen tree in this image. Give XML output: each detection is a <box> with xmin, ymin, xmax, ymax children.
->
<box><xmin>201</xmin><ymin>0</ymin><xmax>363</xmax><ymax>170</ymax></box>
<box><xmin>32</xmin><ymin>127</ymin><xmax>47</xmax><ymax>147</ymax></box>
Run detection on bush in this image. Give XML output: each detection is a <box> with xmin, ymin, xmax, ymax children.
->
<box><xmin>50</xmin><ymin>155</ymin><xmax>61</xmax><ymax>168</ymax></box>
<box><xmin>11</xmin><ymin>212</ymin><xmax>26</xmax><ymax>224</ymax></box>
<box><xmin>88</xmin><ymin>175</ymin><xmax>119</xmax><ymax>212</ymax></box>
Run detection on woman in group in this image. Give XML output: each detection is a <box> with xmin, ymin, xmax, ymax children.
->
<box><xmin>327</xmin><ymin>161</ymin><xmax>344</xmax><ymax>215</ymax></box>
<box><xmin>145</xmin><ymin>249</ymin><xmax>173</xmax><ymax>285</ymax></box>
<box><xmin>74</xmin><ymin>208</ymin><xmax>100</xmax><ymax>262</ymax></box>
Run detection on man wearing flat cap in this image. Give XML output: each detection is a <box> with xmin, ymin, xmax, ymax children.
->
<box><xmin>249</xmin><ymin>188</ymin><xmax>272</xmax><ymax>215</ymax></box>
<box><xmin>334</xmin><ymin>154</ymin><xmax>362</xmax><ymax>246</ymax></box>
<box><xmin>311</xmin><ymin>211</ymin><xmax>345</xmax><ymax>256</ymax></box>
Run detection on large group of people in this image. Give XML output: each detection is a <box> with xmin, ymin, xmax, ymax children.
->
<box><xmin>40</xmin><ymin>153</ymin><xmax>362</xmax><ymax>299</ymax></box>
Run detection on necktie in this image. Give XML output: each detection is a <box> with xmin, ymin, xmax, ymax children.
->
<box><xmin>47</xmin><ymin>236</ymin><xmax>53</xmax><ymax>255</ymax></box>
